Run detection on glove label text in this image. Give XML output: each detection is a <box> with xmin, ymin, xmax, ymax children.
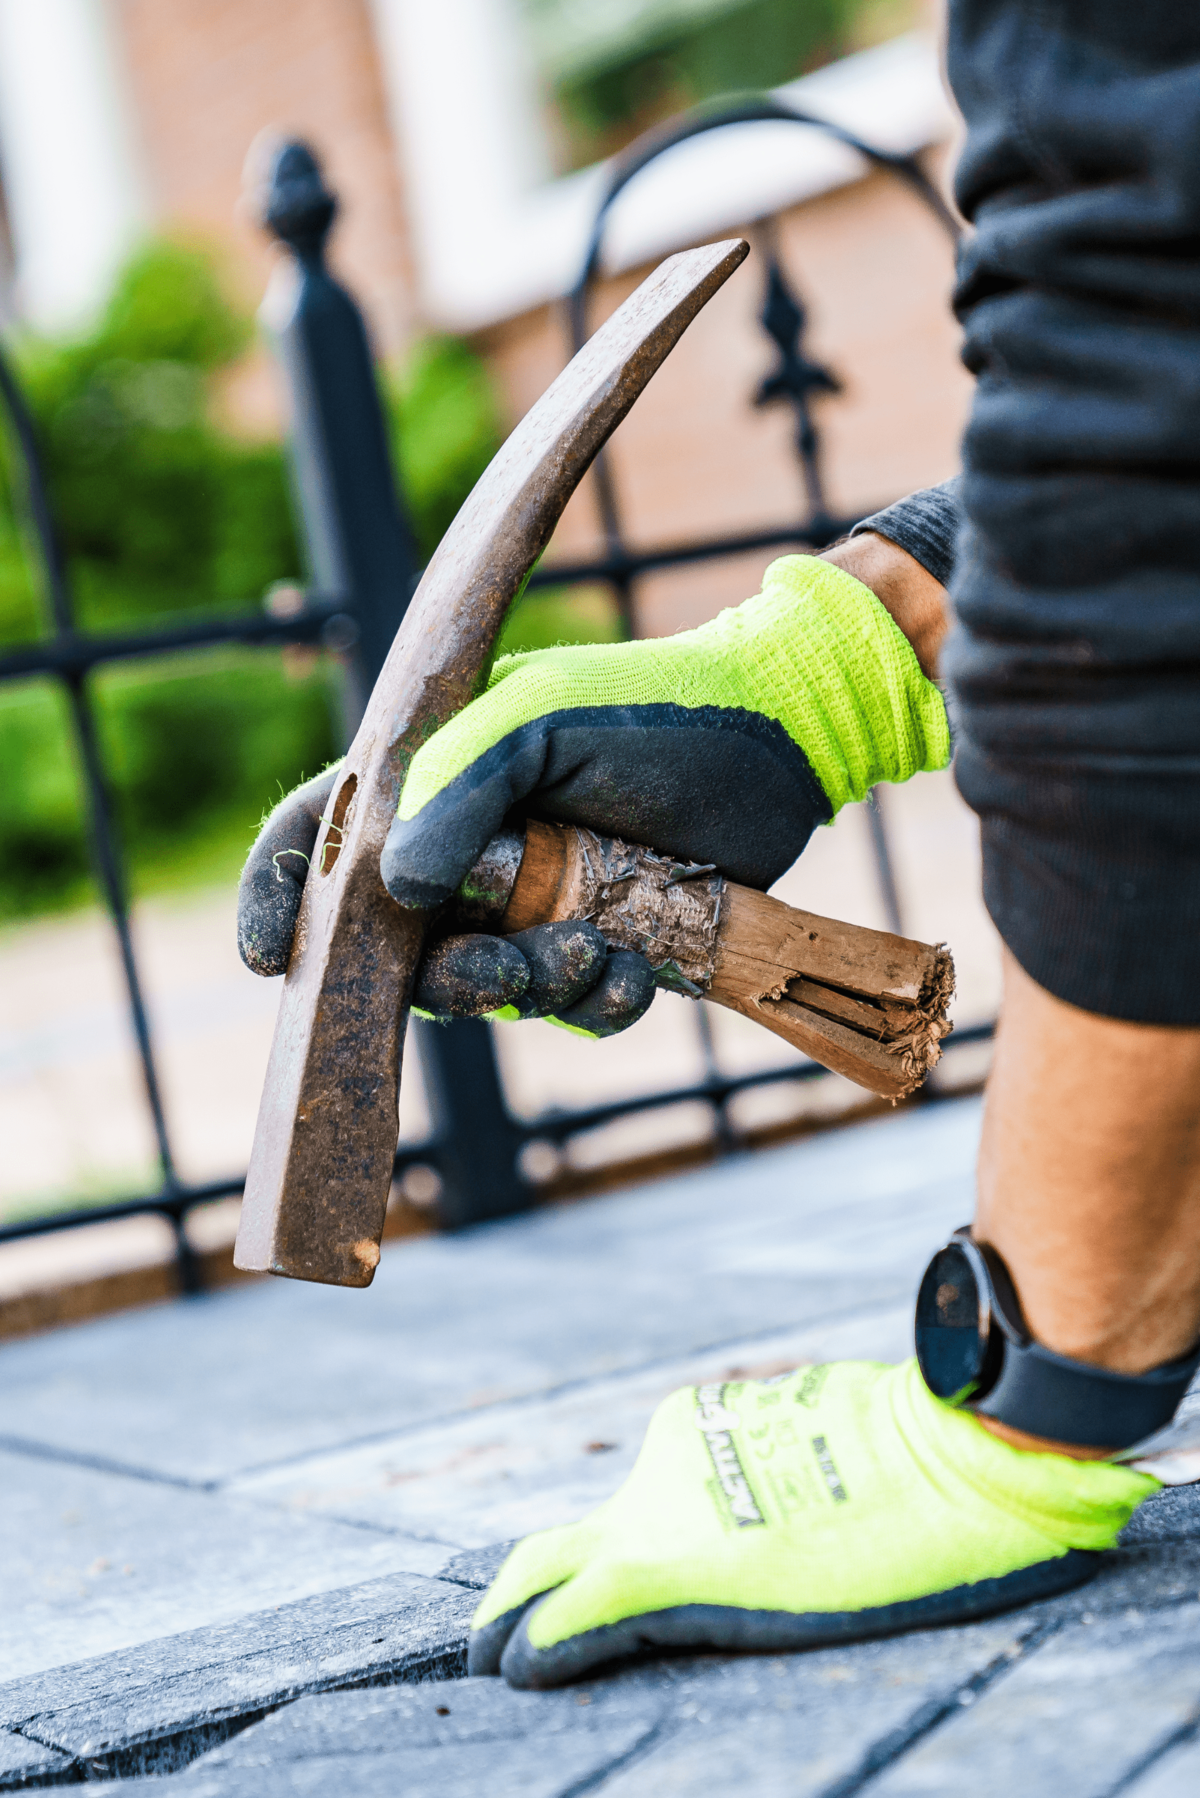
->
<box><xmin>694</xmin><ymin>1383</ymin><xmax>765</xmax><ymax>1528</ymax></box>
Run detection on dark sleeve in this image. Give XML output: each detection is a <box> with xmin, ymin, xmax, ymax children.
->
<box><xmin>943</xmin><ymin>0</ymin><xmax>1200</xmax><ymax>1025</ymax></box>
<box><xmin>850</xmin><ymin>479</ymin><xmax>961</xmax><ymax>587</ymax></box>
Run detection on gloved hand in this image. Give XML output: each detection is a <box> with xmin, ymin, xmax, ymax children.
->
<box><xmin>468</xmin><ymin>1358</ymin><xmax>1153</xmax><ymax>1689</ymax></box>
<box><xmin>238</xmin><ymin>555</ymin><xmax>948</xmax><ymax>1035</ymax></box>
<box><xmin>235</xmin><ymin>766</ymin><xmax>657</xmax><ymax>1036</ymax></box>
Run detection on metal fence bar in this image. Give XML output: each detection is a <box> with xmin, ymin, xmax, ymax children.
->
<box><xmin>524</xmin><ymin>513</ymin><xmax>863</xmax><ymax>589</ymax></box>
<box><xmin>0</xmin><ymin>596</ymin><xmax>346</xmax><ymax>681</ymax></box>
<box><xmin>0</xmin><ymin>1025</ymin><xmax>997</xmax><ymax>1248</ymax></box>
<box><xmin>0</xmin><ymin>345</ymin><xmax>205</xmax><ymax>1292</ymax></box>
<box><xmin>866</xmin><ymin>787</ymin><xmax>906</xmax><ymax>938</ymax></box>
<box><xmin>257</xmin><ymin>139</ymin><xmax>527</xmax><ymax>1229</ymax></box>
<box><xmin>564</xmin><ymin>101</ymin><xmax>958</xmax><ymax>635</ymax></box>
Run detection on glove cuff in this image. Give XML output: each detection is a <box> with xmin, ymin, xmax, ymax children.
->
<box><xmin>907</xmin><ymin>1361</ymin><xmax>1156</xmax><ymax>1550</ymax></box>
<box><xmin>724</xmin><ymin>555</ymin><xmax>950</xmax><ymax>812</ymax></box>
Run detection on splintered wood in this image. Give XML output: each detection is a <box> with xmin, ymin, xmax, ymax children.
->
<box><xmin>506</xmin><ymin>821</ymin><xmax>954</xmax><ymax>1101</ymax></box>
<box><xmin>707</xmin><ymin>884</ymin><xmax>954</xmax><ymax>1099</ymax></box>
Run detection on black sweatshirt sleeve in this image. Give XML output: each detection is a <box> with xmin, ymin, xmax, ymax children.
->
<box><xmin>942</xmin><ymin>1</ymin><xmax>1200</xmax><ymax>1025</ymax></box>
<box><xmin>850</xmin><ymin>480</ymin><xmax>961</xmax><ymax>588</ymax></box>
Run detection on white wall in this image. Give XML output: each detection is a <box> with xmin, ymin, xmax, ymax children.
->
<box><xmin>0</xmin><ymin>0</ymin><xmax>149</xmax><ymax>332</ymax></box>
<box><xmin>369</xmin><ymin>5</ymin><xmax>955</xmax><ymax>332</ymax></box>
<box><xmin>368</xmin><ymin>0</ymin><xmax>555</xmax><ymax>328</ymax></box>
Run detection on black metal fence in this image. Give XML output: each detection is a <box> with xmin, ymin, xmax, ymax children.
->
<box><xmin>0</xmin><ymin>105</ymin><xmax>990</xmax><ymax>1281</ymax></box>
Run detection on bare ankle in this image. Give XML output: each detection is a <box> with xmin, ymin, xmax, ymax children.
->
<box><xmin>975</xmin><ymin>1414</ymin><xmax>1116</xmax><ymax>1462</ymax></box>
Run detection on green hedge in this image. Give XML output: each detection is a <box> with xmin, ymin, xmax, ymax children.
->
<box><xmin>545</xmin><ymin>0</ymin><xmax>861</xmax><ymax>167</ymax></box>
<box><xmin>0</xmin><ymin>240</ymin><xmax>620</xmax><ymax>920</ymax></box>
<box><xmin>0</xmin><ymin>657</ymin><xmax>339</xmax><ymax>916</ymax></box>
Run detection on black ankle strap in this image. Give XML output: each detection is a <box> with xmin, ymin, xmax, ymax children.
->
<box><xmin>916</xmin><ymin>1229</ymin><xmax>1200</xmax><ymax>1450</ymax></box>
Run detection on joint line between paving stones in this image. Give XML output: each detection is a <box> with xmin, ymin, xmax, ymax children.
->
<box><xmin>11</xmin><ymin>1704</ymin><xmax>278</xmax><ymax>1788</ymax></box>
<box><xmin>0</xmin><ymin>1434</ymin><xmax>478</xmax><ymax>1562</ymax></box>
<box><xmin>557</xmin><ymin>1717</ymin><xmax>671</xmax><ymax>1798</ymax></box>
<box><xmin>0</xmin><ymin>1432</ymin><xmax>216</xmax><ymax>1490</ymax></box>
<box><xmin>216</xmin><ymin>1296</ymin><xmax>910</xmax><ymax>1488</ymax></box>
<box><xmin>1103</xmin><ymin>1704</ymin><xmax>1200</xmax><ymax>1798</ymax></box>
<box><xmin>242</xmin><ymin>1502</ymin><xmax>470</xmax><ymax>1549</ymax></box>
<box><xmin>0</xmin><ymin>1417</ymin><xmax>476</xmax><ymax>1550</ymax></box>
<box><xmin>814</xmin><ymin>1618</ymin><xmax>1064</xmax><ymax>1798</ymax></box>
<box><xmin>1</xmin><ymin>1644</ymin><xmax>471</xmax><ymax>1789</ymax></box>
<box><xmin>0</xmin><ymin>1725</ymin><xmax>77</xmax><ymax>1794</ymax></box>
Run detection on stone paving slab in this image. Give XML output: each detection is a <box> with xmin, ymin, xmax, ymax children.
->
<box><xmin>592</xmin><ymin>1626</ymin><xmax>1038</xmax><ymax>1798</ymax></box>
<box><xmin>227</xmin><ymin>1305</ymin><xmax>912</xmax><ymax>1549</ymax></box>
<box><xmin>0</xmin><ymin>1730</ymin><xmax>70</xmax><ymax>1787</ymax></box>
<box><xmin>0</xmin><ymin>1572</ymin><xmax>475</xmax><ymax>1784</ymax></box>
<box><xmin>4</xmin><ymin>1519</ymin><xmax>1198</xmax><ymax>1795</ymax></box>
<box><xmin>8</xmin><ymin>1094</ymin><xmax>1200</xmax><ymax>1794</ymax></box>
<box><xmin>0</xmin><ymin>1449</ymin><xmax>463</xmax><ymax>1682</ymax></box>
<box><xmin>98</xmin><ymin>1617</ymin><xmax>1039</xmax><ymax>1797</ymax></box>
<box><xmin>108</xmin><ymin>1684</ymin><xmax>663</xmax><ymax>1796</ymax></box>
<box><xmin>1126</xmin><ymin>1734</ymin><xmax>1200</xmax><ymax>1796</ymax></box>
<box><xmin>1121</xmin><ymin>1483</ymin><xmax>1200</xmax><ymax>1546</ymax></box>
<box><xmin>1035</xmin><ymin>1521</ymin><xmax>1200</xmax><ymax>1621</ymax></box>
<box><xmin>867</xmin><ymin>1601</ymin><xmax>1200</xmax><ymax>1797</ymax></box>
<box><xmin>0</xmin><ymin>1103</ymin><xmax>978</xmax><ymax>1485</ymax></box>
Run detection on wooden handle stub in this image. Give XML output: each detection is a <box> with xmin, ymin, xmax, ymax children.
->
<box><xmin>491</xmin><ymin>820</ymin><xmax>954</xmax><ymax>1101</ymax></box>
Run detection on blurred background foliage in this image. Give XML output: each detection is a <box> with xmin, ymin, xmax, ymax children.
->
<box><xmin>0</xmin><ymin>239</ymin><xmax>616</xmax><ymax>920</ymax></box>
<box><xmin>522</xmin><ymin>0</ymin><xmax>917</xmax><ymax>167</ymax></box>
<box><xmin>0</xmin><ymin>0</ymin><xmax>920</xmax><ymax>924</ymax></box>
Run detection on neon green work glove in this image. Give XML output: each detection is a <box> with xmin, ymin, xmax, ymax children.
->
<box><xmin>468</xmin><ymin>1359</ymin><xmax>1154</xmax><ymax>1689</ymax></box>
<box><xmin>239</xmin><ymin>556</ymin><xmax>949</xmax><ymax>1038</ymax></box>
<box><xmin>383</xmin><ymin>555</ymin><xmax>949</xmax><ymax>910</ymax></box>
<box><xmin>376</xmin><ymin>554</ymin><xmax>949</xmax><ymax>1034</ymax></box>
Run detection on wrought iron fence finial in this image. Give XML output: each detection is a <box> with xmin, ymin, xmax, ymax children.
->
<box><xmin>259</xmin><ymin>139</ymin><xmax>337</xmax><ymax>265</ymax></box>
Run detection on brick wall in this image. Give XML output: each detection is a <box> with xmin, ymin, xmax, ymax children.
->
<box><xmin>481</xmin><ymin>160</ymin><xmax>969</xmax><ymax>638</ymax></box>
<box><xmin>106</xmin><ymin>3</ymin><xmax>968</xmax><ymax>613</ymax></box>
<box><xmin>114</xmin><ymin>0</ymin><xmax>415</xmax><ymax>360</ymax></box>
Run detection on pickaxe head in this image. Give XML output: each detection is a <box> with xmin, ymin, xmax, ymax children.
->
<box><xmin>235</xmin><ymin>239</ymin><xmax>750</xmax><ymax>1287</ymax></box>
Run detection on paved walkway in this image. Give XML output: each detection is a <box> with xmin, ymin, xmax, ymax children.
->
<box><xmin>3</xmin><ymin>1097</ymin><xmax>1198</xmax><ymax>1795</ymax></box>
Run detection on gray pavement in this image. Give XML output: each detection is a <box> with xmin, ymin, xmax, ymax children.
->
<box><xmin>2</xmin><ymin>1096</ymin><xmax>1199</xmax><ymax>1794</ymax></box>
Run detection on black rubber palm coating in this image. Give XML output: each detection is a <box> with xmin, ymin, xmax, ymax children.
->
<box><xmin>237</xmin><ymin>766</ymin><xmax>339</xmax><ymax>977</ymax></box>
<box><xmin>412</xmin><ymin>934</ymin><xmax>531</xmax><ymax>1019</ymax></box>
<box><xmin>412</xmin><ymin>927</ymin><xmax>655</xmax><ymax>1034</ymax></box>
<box><xmin>238</xmin><ymin>781</ymin><xmax>655</xmax><ymax>1036</ymax></box>
<box><xmin>474</xmin><ymin>1554</ymin><xmax>1099</xmax><ymax>1689</ymax></box>
<box><xmin>382</xmin><ymin>705</ymin><xmax>832</xmax><ymax>910</ymax></box>
<box><xmin>507</xmin><ymin>922</ymin><xmax>608</xmax><ymax>1015</ymax></box>
<box><xmin>555</xmin><ymin>949</ymin><xmax>657</xmax><ymax>1037</ymax></box>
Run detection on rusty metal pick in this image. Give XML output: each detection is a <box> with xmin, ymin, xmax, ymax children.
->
<box><xmin>235</xmin><ymin>238</ymin><xmax>750</xmax><ymax>1286</ymax></box>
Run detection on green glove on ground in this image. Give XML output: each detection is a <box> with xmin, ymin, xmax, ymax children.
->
<box><xmin>469</xmin><ymin>1358</ymin><xmax>1154</xmax><ymax>1689</ymax></box>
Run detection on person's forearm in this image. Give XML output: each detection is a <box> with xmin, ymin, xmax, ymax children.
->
<box><xmin>826</xmin><ymin>488</ymin><xmax>1200</xmax><ymax>1463</ymax></box>
<box><xmin>821</xmin><ymin>531</ymin><xmax>950</xmax><ymax>681</ymax></box>
<box><xmin>974</xmin><ymin>950</ymin><xmax>1200</xmax><ymax>1459</ymax></box>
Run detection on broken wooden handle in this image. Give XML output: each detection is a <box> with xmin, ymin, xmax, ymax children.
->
<box><xmin>462</xmin><ymin>819</ymin><xmax>955</xmax><ymax>1102</ymax></box>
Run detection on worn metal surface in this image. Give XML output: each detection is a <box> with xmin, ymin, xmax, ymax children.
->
<box><xmin>235</xmin><ymin>240</ymin><xmax>751</xmax><ymax>1287</ymax></box>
